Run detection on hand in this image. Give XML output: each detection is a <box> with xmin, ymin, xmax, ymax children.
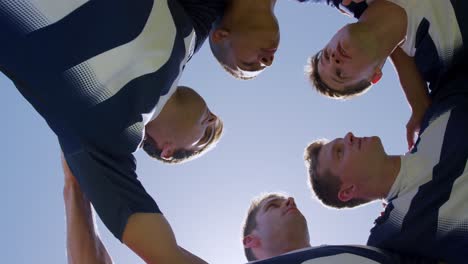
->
<box><xmin>341</xmin><ymin>0</ymin><xmax>366</xmax><ymax>6</ymax></box>
<box><xmin>406</xmin><ymin>107</ymin><xmax>427</xmax><ymax>150</ymax></box>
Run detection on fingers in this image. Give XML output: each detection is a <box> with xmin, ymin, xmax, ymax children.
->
<box><xmin>342</xmin><ymin>0</ymin><xmax>365</xmax><ymax>6</ymax></box>
<box><xmin>342</xmin><ymin>0</ymin><xmax>352</xmax><ymax>5</ymax></box>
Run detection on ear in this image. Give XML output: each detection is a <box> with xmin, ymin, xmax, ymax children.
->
<box><xmin>370</xmin><ymin>68</ymin><xmax>383</xmax><ymax>84</ymax></box>
<box><xmin>338</xmin><ymin>184</ymin><xmax>356</xmax><ymax>202</ymax></box>
<box><xmin>243</xmin><ymin>234</ymin><xmax>261</xmax><ymax>249</ymax></box>
<box><xmin>210</xmin><ymin>28</ymin><xmax>230</xmax><ymax>44</ymax></box>
<box><xmin>160</xmin><ymin>143</ymin><xmax>174</xmax><ymax>160</ymax></box>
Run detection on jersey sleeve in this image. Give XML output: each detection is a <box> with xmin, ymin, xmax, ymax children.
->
<box><xmin>367</xmin><ymin>94</ymin><xmax>468</xmax><ymax>263</ymax></box>
<box><xmin>63</xmin><ymin>144</ymin><xmax>161</xmax><ymax>241</ymax></box>
<box><xmin>295</xmin><ymin>0</ymin><xmax>368</xmax><ymax>19</ymax></box>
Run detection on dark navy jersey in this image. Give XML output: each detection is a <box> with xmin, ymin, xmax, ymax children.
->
<box><xmin>367</xmin><ymin>79</ymin><xmax>468</xmax><ymax>264</ymax></box>
<box><xmin>0</xmin><ymin>0</ymin><xmax>224</xmax><ymax>240</ymax></box>
<box><xmin>245</xmin><ymin>245</ymin><xmax>432</xmax><ymax>264</ymax></box>
<box><xmin>378</xmin><ymin>0</ymin><xmax>466</xmax><ymax>97</ymax></box>
<box><xmin>295</xmin><ymin>0</ymin><xmax>368</xmax><ymax>19</ymax></box>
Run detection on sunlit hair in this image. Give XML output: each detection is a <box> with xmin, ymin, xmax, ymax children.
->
<box><xmin>304</xmin><ymin>139</ymin><xmax>369</xmax><ymax>208</ymax></box>
<box><xmin>142</xmin><ymin>118</ymin><xmax>224</xmax><ymax>164</ymax></box>
<box><xmin>306</xmin><ymin>50</ymin><xmax>372</xmax><ymax>99</ymax></box>
<box><xmin>208</xmin><ymin>23</ymin><xmax>263</xmax><ymax>80</ymax></box>
<box><xmin>209</xmin><ymin>39</ymin><xmax>263</xmax><ymax>80</ymax></box>
<box><xmin>242</xmin><ymin>192</ymin><xmax>288</xmax><ymax>261</ymax></box>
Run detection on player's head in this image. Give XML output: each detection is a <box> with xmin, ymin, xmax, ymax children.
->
<box><xmin>306</xmin><ymin>23</ymin><xmax>385</xmax><ymax>99</ymax></box>
<box><xmin>304</xmin><ymin>132</ymin><xmax>390</xmax><ymax>208</ymax></box>
<box><xmin>209</xmin><ymin>0</ymin><xmax>280</xmax><ymax>80</ymax></box>
<box><xmin>242</xmin><ymin>193</ymin><xmax>310</xmax><ymax>261</ymax></box>
<box><xmin>143</xmin><ymin>86</ymin><xmax>223</xmax><ymax>164</ymax></box>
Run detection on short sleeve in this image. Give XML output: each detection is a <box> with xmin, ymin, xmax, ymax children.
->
<box><xmin>63</xmin><ymin>143</ymin><xmax>161</xmax><ymax>241</ymax></box>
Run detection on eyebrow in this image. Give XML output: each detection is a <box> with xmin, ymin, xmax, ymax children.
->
<box><xmin>262</xmin><ymin>198</ymin><xmax>282</xmax><ymax>211</ymax></box>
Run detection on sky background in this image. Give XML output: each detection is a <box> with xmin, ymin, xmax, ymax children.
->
<box><xmin>0</xmin><ymin>1</ymin><xmax>411</xmax><ymax>263</ymax></box>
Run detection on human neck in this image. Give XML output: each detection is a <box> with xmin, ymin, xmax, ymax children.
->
<box><xmin>258</xmin><ymin>240</ymin><xmax>311</xmax><ymax>260</ymax></box>
<box><xmin>364</xmin><ymin>155</ymin><xmax>402</xmax><ymax>200</ymax></box>
<box><xmin>357</xmin><ymin>0</ymin><xmax>407</xmax><ymax>61</ymax></box>
<box><xmin>146</xmin><ymin>90</ymin><xmax>181</xmax><ymax>138</ymax></box>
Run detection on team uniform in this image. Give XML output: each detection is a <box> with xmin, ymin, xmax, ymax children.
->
<box><xmin>245</xmin><ymin>245</ymin><xmax>433</xmax><ymax>264</ymax></box>
<box><xmin>367</xmin><ymin>74</ymin><xmax>468</xmax><ymax>264</ymax></box>
<box><xmin>0</xmin><ymin>0</ymin><xmax>225</xmax><ymax>240</ymax></box>
<box><xmin>369</xmin><ymin>0</ymin><xmax>467</xmax><ymax>97</ymax></box>
<box><xmin>300</xmin><ymin>0</ymin><xmax>467</xmax><ymax>98</ymax></box>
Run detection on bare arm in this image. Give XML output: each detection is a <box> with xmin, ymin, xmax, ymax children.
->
<box><xmin>122</xmin><ymin>214</ymin><xmax>209</xmax><ymax>264</ymax></box>
<box><xmin>63</xmin><ymin>157</ymin><xmax>208</xmax><ymax>264</ymax></box>
<box><xmin>390</xmin><ymin>47</ymin><xmax>431</xmax><ymax>149</ymax></box>
<box><xmin>62</xmin><ymin>158</ymin><xmax>113</xmax><ymax>264</ymax></box>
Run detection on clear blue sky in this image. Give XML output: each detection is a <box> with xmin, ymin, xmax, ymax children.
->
<box><xmin>0</xmin><ymin>1</ymin><xmax>411</xmax><ymax>263</ymax></box>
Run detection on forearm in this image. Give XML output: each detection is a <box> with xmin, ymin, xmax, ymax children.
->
<box><xmin>180</xmin><ymin>247</ymin><xmax>209</xmax><ymax>264</ymax></box>
<box><xmin>122</xmin><ymin>212</ymin><xmax>212</xmax><ymax>264</ymax></box>
<box><xmin>63</xmin><ymin>160</ymin><xmax>113</xmax><ymax>264</ymax></box>
<box><xmin>390</xmin><ymin>47</ymin><xmax>431</xmax><ymax>112</ymax></box>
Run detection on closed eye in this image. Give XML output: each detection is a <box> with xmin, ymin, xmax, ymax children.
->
<box><xmin>268</xmin><ymin>203</ymin><xmax>279</xmax><ymax>210</ymax></box>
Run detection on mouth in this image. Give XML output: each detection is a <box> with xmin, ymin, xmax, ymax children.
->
<box><xmin>285</xmin><ymin>207</ymin><xmax>299</xmax><ymax>215</ymax></box>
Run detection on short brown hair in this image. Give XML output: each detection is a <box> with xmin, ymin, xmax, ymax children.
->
<box><xmin>304</xmin><ymin>139</ymin><xmax>368</xmax><ymax>208</ymax></box>
<box><xmin>306</xmin><ymin>51</ymin><xmax>372</xmax><ymax>99</ymax></box>
<box><xmin>142</xmin><ymin>118</ymin><xmax>224</xmax><ymax>164</ymax></box>
<box><xmin>241</xmin><ymin>193</ymin><xmax>287</xmax><ymax>261</ymax></box>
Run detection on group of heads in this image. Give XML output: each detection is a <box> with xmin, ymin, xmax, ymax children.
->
<box><xmin>241</xmin><ymin>130</ymin><xmax>392</xmax><ymax>262</ymax></box>
<box><xmin>141</xmin><ymin>0</ymin><xmax>386</xmax><ymax>164</ymax></box>
<box><xmin>141</xmin><ymin>0</ymin><xmax>281</xmax><ymax>163</ymax></box>
<box><xmin>138</xmin><ymin>0</ymin><xmax>398</xmax><ymax>261</ymax></box>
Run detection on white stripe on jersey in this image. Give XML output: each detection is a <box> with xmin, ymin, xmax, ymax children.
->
<box><xmin>301</xmin><ymin>253</ymin><xmax>381</xmax><ymax>264</ymax></box>
<box><xmin>384</xmin><ymin>0</ymin><xmax>463</xmax><ymax>63</ymax></box>
<box><xmin>386</xmin><ymin>110</ymin><xmax>452</xmax><ymax>228</ymax></box>
<box><xmin>65</xmin><ymin>0</ymin><xmax>175</xmax><ymax>105</ymax></box>
<box><xmin>146</xmin><ymin>29</ymin><xmax>197</xmax><ymax>124</ymax></box>
<box><xmin>438</xmin><ymin>160</ymin><xmax>468</xmax><ymax>237</ymax></box>
<box><xmin>1</xmin><ymin>0</ymin><xmax>88</xmax><ymax>34</ymax></box>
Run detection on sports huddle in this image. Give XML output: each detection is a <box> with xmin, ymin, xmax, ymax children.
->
<box><xmin>1</xmin><ymin>0</ymin><xmax>467</xmax><ymax>263</ymax></box>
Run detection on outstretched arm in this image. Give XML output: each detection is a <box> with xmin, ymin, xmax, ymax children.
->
<box><xmin>62</xmin><ymin>157</ymin><xmax>208</xmax><ymax>264</ymax></box>
<box><xmin>390</xmin><ymin>47</ymin><xmax>431</xmax><ymax>150</ymax></box>
<box><xmin>62</xmin><ymin>158</ymin><xmax>113</xmax><ymax>264</ymax></box>
<box><xmin>121</xmin><ymin>214</ymin><xmax>208</xmax><ymax>264</ymax></box>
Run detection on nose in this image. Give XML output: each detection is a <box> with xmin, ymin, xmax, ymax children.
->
<box><xmin>260</xmin><ymin>54</ymin><xmax>274</xmax><ymax>67</ymax></box>
<box><xmin>285</xmin><ymin>197</ymin><xmax>296</xmax><ymax>207</ymax></box>
<box><xmin>331</xmin><ymin>51</ymin><xmax>341</xmax><ymax>65</ymax></box>
<box><xmin>345</xmin><ymin>132</ymin><xmax>355</xmax><ymax>144</ymax></box>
